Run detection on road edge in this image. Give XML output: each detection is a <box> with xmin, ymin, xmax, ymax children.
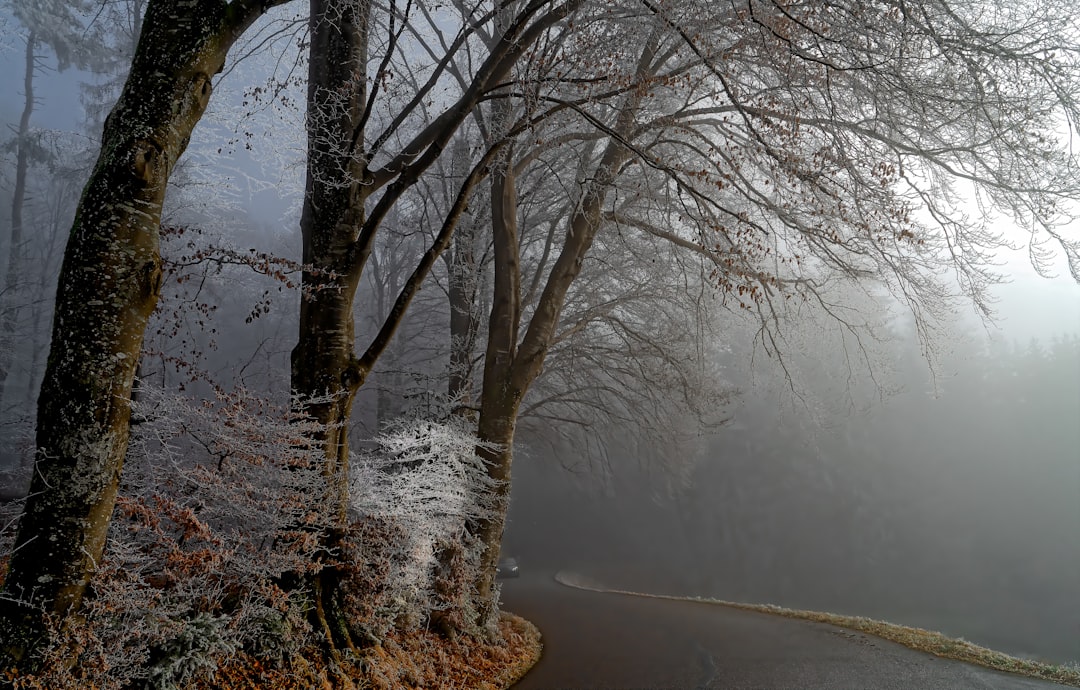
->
<box><xmin>553</xmin><ymin>570</ymin><xmax>1080</xmax><ymax>688</ymax></box>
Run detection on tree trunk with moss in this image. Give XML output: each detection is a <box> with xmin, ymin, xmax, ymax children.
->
<box><xmin>0</xmin><ymin>0</ymin><xmax>291</xmax><ymax>674</ymax></box>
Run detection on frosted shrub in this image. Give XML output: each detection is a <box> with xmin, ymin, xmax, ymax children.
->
<box><xmin>347</xmin><ymin>414</ymin><xmax>501</xmax><ymax>639</ymax></box>
<box><xmin>5</xmin><ymin>383</ymin><xmax>332</xmax><ymax>689</ymax></box>
<box><xmin>144</xmin><ymin>613</ymin><xmax>235</xmax><ymax>690</ymax></box>
<box><xmin>115</xmin><ymin>384</ymin><xmax>331</xmax><ymax>677</ymax></box>
<box><xmin>2</xmin><ymin>389</ymin><xmax>505</xmax><ymax>687</ymax></box>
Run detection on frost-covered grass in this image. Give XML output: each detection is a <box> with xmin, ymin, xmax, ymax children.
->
<box><xmin>0</xmin><ymin>386</ymin><xmax>517</xmax><ymax>689</ymax></box>
<box><xmin>555</xmin><ymin>572</ymin><xmax>1080</xmax><ymax>688</ymax></box>
<box><xmin>354</xmin><ymin>611</ymin><xmax>542</xmax><ymax>690</ymax></box>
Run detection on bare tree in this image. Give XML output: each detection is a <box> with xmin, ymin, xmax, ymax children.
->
<box><xmin>463</xmin><ymin>0</ymin><xmax>1080</xmax><ymax>620</ymax></box>
<box><xmin>515</xmin><ymin>228</ymin><xmax>733</xmax><ymax>474</ymax></box>
<box><xmin>3</xmin><ymin>0</ymin><xmax>1078</xmax><ymax>670</ymax></box>
<box><xmin>0</xmin><ymin>0</ymin><xmax>296</xmax><ymax>672</ymax></box>
<box><xmin>288</xmin><ymin>0</ymin><xmax>589</xmax><ymax>647</ymax></box>
<box><xmin>0</xmin><ymin>0</ymin><xmax>108</xmax><ymax>407</ymax></box>
<box><xmin>0</xmin><ymin>146</ymin><xmax>83</xmax><ymax>477</ymax></box>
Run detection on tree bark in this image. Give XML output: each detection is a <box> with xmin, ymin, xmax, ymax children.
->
<box><xmin>470</xmin><ymin>148</ymin><xmax>629</xmax><ymax>624</ymax></box>
<box><xmin>448</xmin><ymin>216</ymin><xmax>481</xmax><ymax>409</ymax></box>
<box><xmin>447</xmin><ymin>134</ymin><xmax>482</xmax><ymax>410</ymax></box>
<box><xmin>470</xmin><ymin>32</ymin><xmax>658</xmax><ymax>623</ymax></box>
<box><xmin>0</xmin><ymin>0</ymin><xmax>291</xmax><ymax>672</ymax></box>
<box><xmin>288</xmin><ymin>0</ymin><xmax>370</xmax><ymax>652</ymax></box>
<box><xmin>0</xmin><ymin>30</ymin><xmax>37</xmax><ymax>408</ymax></box>
<box><xmin>468</xmin><ymin>116</ymin><xmax>523</xmax><ymax>625</ymax></box>
<box><xmin>287</xmin><ymin>0</ymin><xmax>584</xmax><ymax>645</ymax></box>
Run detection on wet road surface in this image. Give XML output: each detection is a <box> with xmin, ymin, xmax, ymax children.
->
<box><xmin>500</xmin><ymin>572</ymin><xmax>1072</xmax><ymax>690</ymax></box>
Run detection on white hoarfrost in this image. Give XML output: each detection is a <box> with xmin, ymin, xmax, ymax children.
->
<box><xmin>26</xmin><ymin>382</ymin><xmax>336</xmax><ymax>689</ymax></box>
<box><xmin>350</xmin><ymin>414</ymin><xmax>501</xmax><ymax>609</ymax></box>
<box><xmin>1</xmin><ymin>378</ymin><xmax>506</xmax><ymax>686</ymax></box>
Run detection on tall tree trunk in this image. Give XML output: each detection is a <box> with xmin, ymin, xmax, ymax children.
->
<box><xmin>287</xmin><ymin>0</ymin><xmax>583</xmax><ymax>644</ymax></box>
<box><xmin>0</xmin><ymin>0</ymin><xmax>291</xmax><ymax>672</ymax></box>
<box><xmin>470</xmin><ymin>33</ymin><xmax>659</xmax><ymax>624</ymax></box>
<box><xmin>448</xmin><ymin>218</ymin><xmax>480</xmax><ymax>409</ymax></box>
<box><xmin>369</xmin><ymin>250</ymin><xmax>402</xmax><ymax>429</ymax></box>
<box><xmin>447</xmin><ymin>135</ymin><xmax>482</xmax><ymax>411</ymax></box>
<box><xmin>471</xmin><ymin>115</ymin><xmax>523</xmax><ymax>627</ymax></box>
<box><xmin>288</xmin><ymin>1</ymin><xmax>502</xmax><ymax>643</ymax></box>
<box><xmin>0</xmin><ymin>30</ymin><xmax>37</xmax><ymax>408</ymax></box>
<box><xmin>288</xmin><ymin>0</ymin><xmax>370</xmax><ymax>652</ymax></box>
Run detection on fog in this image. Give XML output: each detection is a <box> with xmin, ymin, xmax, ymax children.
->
<box><xmin>2</xmin><ymin>4</ymin><xmax>1079</xmax><ymax>672</ymax></box>
<box><xmin>504</xmin><ymin>314</ymin><xmax>1080</xmax><ymax>666</ymax></box>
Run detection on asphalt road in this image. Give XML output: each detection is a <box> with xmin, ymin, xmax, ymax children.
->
<box><xmin>500</xmin><ymin>572</ymin><xmax>1073</xmax><ymax>690</ymax></box>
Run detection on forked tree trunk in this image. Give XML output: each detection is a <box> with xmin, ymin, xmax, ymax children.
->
<box><xmin>0</xmin><ymin>0</ymin><xmax>291</xmax><ymax>673</ymax></box>
<box><xmin>290</xmin><ymin>0</ymin><xmax>585</xmax><ymax>645</ymax></box>
<box><xmin>470</xmin><ymin>33</ymin><xmax>658</xmax><ymax>624</ymax></box>
<box><xmin>468</xmin><ymin>84</ymin><xmax>524</xmax><ymax>627</ymax></box>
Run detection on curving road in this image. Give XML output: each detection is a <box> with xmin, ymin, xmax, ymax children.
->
<box><xmin>501</xmin><ymin>572</ymin><xmax>1073</xmax><ymax>690</ymax></box>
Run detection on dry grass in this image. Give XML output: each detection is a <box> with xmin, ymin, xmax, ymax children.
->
<box><xmin>358</xmin><ymin>611</ymin><xmax>542</xmax><ymax>690</ymax></box>
<box><xmin>1</xmin><ymin>607</ymin><xmax>541</xmax><ymax>690</ymax></box>
<box><xmin>192</xmin><ymin>611</ymin><xmax>542</xmax><ymax>690</ymax></box>
<box><xmin>555</xmin><ymin>571</ymin><xmax>1080</xmax><ymax>688</ymax></box>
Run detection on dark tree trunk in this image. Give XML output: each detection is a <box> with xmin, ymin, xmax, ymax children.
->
<box><xmin>0</xmin><ymin>30</ymin><xmax>37</xmax><ymax>408</ymax></box>
<box><xmin>0</xmin><ymin>0</ymin><xmax>291</xmax><ymax>672</ymax></box>
<box><xmin>447</xmin><ymin>139</ymin><xmax>483</xmax><ymax>410</ymax></box>
<box><xmin>469</xmin><ymin>34</ymin><xmax>657</xmax><ymax>623</ymax></box>
<box><xmin>471</xmin><ymin>391</ymin><xmax>522</xmax><ymax>624</ymax></box>
<box><xmin>471</xmin><ymin>121</ymin><xmax>529</xmax><ymax>626</ymax></box>
<box><xmin>286</xmin><ymin>0</ymin><xmax>584</xmax><ymax>645</ymax></box>
<box><xmin>288</xmin><ymin>0</ymin><xmax>370</xmax><ymax>652</ymax></box>
<box><xmin>448</xmin><ymin>225</ymin><xmax>481</xmax><ymax>409</ymax></box>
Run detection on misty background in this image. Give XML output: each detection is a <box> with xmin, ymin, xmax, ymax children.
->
<box><xmin>1</xmin><ymin>4</ymin><xmax>1078</xmax><ymax>670</ymax></box>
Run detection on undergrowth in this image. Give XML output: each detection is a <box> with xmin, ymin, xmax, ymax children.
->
<box><xmin>0</xmin><ymin>386</ymin><xmax>518</xmax><ymax>689</ymax></box>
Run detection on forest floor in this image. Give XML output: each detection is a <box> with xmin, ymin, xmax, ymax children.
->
<box><xmin>195</xmin><ymin>610</ymin><xmax>543</xmax><ymax>690</ymax></box>
<box><xmin>354</xmin><ymin>611</ymin><xmax>542</xmax><ymax>690</ymax></box>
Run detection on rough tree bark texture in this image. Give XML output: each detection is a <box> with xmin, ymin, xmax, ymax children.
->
<box><xmin>0</xmin><ymin>0</ymin><xmax>289</xmax><ymax>672</ymax></box>
<box><xmin>469</xmin><ymin>114</ymin><xmax>523</xmax><ymax>630</ymax></box>
<box><xmin>471</xmin><ymin>154</ymin><xmax>632</xmax><ymax>616</ymax></box>
<box><xmin>445</xmin><ymin>135</ymin><xmax>484</xmax><ymax>411</ymax></box>
<box><xmin>447</xmin><ymin>216</ymin><xmax>481</xmax><ymax>409</ymax></box>
<box><xmin>289</xmin><ymin>0</ymin><xmax>371</xmax><ymax>651</ymax></box>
